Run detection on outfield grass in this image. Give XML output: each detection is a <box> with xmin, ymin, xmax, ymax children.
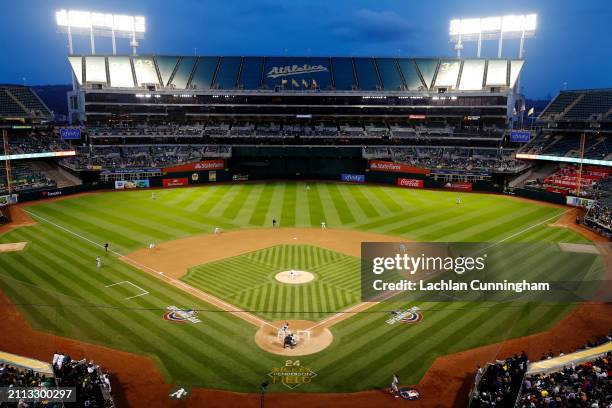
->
<box><xmin>0</xmin><ymin>182</ymin><xmax>594</xmax><ymax>392</ymax></box>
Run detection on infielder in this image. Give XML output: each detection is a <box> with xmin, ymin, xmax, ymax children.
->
<box><xmin>96</xmin><ymin>256</ymin><xmax>102</xmax><ymax>271</ymax></box>
<box><xmin>321</xmin><ymin>221</ymin><xmax>326</xmax><ymax>229</ymax></box>
<box><xmin>391</xmin><ymin>373</ymin><xmax>399</xmax><ymax>398</ymax></box>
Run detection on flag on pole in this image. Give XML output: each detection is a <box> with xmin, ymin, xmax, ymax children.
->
<box><xmin>302</xmin><ymin>79</ymin><xmax>308</xmax><ymax>88</ymax></box>
<box><xmin>519</xmin><ymin>101</ymin><xmax>526</xmax><ymax>112</ymax></box>
<box><xmin>512</xmin><ymin>107</ymin><xmax>517</xmax><ymax>115</ymax></box>
<box><xmin>281</xmin><ymin>79</ymin><xmax>288</xmax><ymax>86</ymax></box>
<box><xmin>312</xmin><ymin>78</ymin><xmax>318</xmax><ymax>89</ymax></box>
<box><xmin>291</xmin><ymin>79</ymin><xmax>299</xmax><ymax>88</ymax></box>
<box><xmin>527</xmin><ymin>107</ymin><xmax>534</xmax><ymax>116</ymax></box>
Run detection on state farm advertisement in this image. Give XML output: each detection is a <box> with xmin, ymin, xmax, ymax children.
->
<box><xmin>162</xmin><ymin>178</ymin><xmax>188</xmax><ymax>188</ymax></box>
<box><xmin>164</xmin><ymin>159</ymin><xmax>225</xmax><ymax>173</ymax></box>
<box><xmin>397</xmin><ymin>178</ymin><xmax>423</xmax><ymax>188</ymax></box>
<box><xmin>369</xmin><ymin>160</ymin><xmax>430</xmax><ymax>175</ymax></box>
<box><xmin>444</xmin><ymin>182</ymin><xmax>473</xmax><ymax>191</ymax></box>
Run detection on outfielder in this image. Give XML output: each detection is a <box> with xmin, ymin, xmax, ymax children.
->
<box><xmin>96</xmin><ymin>256</ymin><xmax>102</xmax><ymax>272</ymax></box>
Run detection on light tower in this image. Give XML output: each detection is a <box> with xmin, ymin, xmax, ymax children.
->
<box><xmin>55</xmin><ymin>9</ymin><xmax>146</xmax><ymax>55</ymax></box>
<box><xmin>449</xmin><ymin>14</ymin><xmax>537</xmax><ymax>58</ymax></box>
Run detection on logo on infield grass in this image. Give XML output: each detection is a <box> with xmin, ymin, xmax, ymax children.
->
<box><xmin>163</xmin><ymin>306</ymin><xmax>202</xmax><ymax>324</ymax></box>
<box><xmin>386</xmin><ymin>306</ymin><xmax>423</xmax><ymax>325</ymax></box>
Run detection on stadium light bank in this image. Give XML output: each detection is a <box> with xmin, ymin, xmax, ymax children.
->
<box><xmin>449</xmin><ymin>14</ymin><xmax>537</xmax><ymax>58</ymax></box>
<box><xmin>55</xmin><ymin>9</ymin><xmax>146</xmax><ymax>55</ymax></box>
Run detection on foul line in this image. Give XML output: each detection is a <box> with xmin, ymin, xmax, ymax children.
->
<box><xmin>105</xmin><ymin>281</ymin><xmax>149</xmax><ymax>300</ymax></box>
<box><xmin>477</xmin><ymin>210</ymin><xmax>570</xmax><ymax>253</ymax></box>
<box><xmin>23</xmin><ymin>209</ymin><xmax>275</xmax><ymax>329</ymax></box>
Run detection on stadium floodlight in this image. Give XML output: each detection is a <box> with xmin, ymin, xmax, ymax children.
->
<box><xmin>449</xmin><ymin>14</ymin><xmax>537</xmax><ymax>58</ymax></box>
<box><xmin>55</xmin><ymin>9</ymin><xmax>146</xmax><ymax>55</ymax></box>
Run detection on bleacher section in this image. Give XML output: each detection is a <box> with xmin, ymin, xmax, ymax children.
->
<box><xmin>0</xmin><ymin>85</ymin><xmax>52</xmax><ymax>120</ymax></box>
<box><xmin>525</xmin><ymin>165</ymin><xmax>611</xmax><ymax>195</ymax></box>
<box><xmin>540</xmin><ymin>89</ymin><xmax>612</xmax><ymax>121</ymax></box>
<box><xmin>0</xmin><ymin>161</ymin><xmax>57</xmax><ymax>194</ymax></box>
<box><xmin>61</xmin><ymin>145</ymin><xmax>231</xmax><ymax>170</ymax></box>
<box><xmin>522</xmin><ymin>133</ymin><xmax>610</xmax><ymax>160</ymax></box>
<box><xmin>8</xmin><ymin>129</ymin><xmax>72</xmax><ymax>155</ymax></box>
<box><xmin>364</xmin><ymin>146</ymin><xmax>526</xmax><ymax>172</ymax></box>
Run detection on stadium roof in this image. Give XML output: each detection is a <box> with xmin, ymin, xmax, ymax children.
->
<box><xmin>539</xmin><ymin>89</ymin><xmax>612</xmax><ymax>122</ymax></box>
<box><xmin>68</xmin><ymin>55</ymin><xmax>524</xmax><ymax>93</ymax></box>
<box><xmin>0</xmin><ymin>85</ymin><xmax>53</xmax><ymax>121</ymax></box>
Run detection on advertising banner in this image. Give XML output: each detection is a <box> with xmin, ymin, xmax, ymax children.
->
<box><xmin>431</xmin><ymin>169</ymin><xmax>491</xmax><ymax>177</ymax></box>
<box><xmin>0</xmin><ymin>194</ymin><xmax>18</xmax><ymax>206</ymax></box>
<box><xmin>162</xmin><ymin>178</ymin><xmax>188</xmax><ymax>188</ymax></box>
<box><xmin>163</xmin><ymin>160</ymin><xmax>225</xmax><ymax>173</ymax></box>
<box><xmin>566</xmin><ymin>196</ymin><xmax>595</xmax><ymax>209</ymax></box>
<box><xmin>115</xmin><ymin>180</ymin><xmax>150</xmax><ymax>190</ymax></box>
<box><xmin>369</xmin><ymin>160</ymin><xmax>430</xmax><ymax>175</ymax></box>
<box><xmin>397</xmin><ymin>178</ymin><xmax>423</xmax><ymax>188</ymax></box>
<box><xmin>510</xmin><ymin>130</ymin><xmax>531</xmax><ymax>143</ymax></box>
<box><xmin>444</xmin><ymin>182</ymin><xmax>473</xmax><ymax>191</ymax></box>
<box><xmin>341</xmin><ymin>174</ymin><xmax>365</xmax><ymax>183</ymax></box>
<box><xmin>101</xmin><ymin>168</ymin><xmax>160</xmax><ymax>175</ymax></box>
<box><xmin>60</xmin><ymin>127</ymin><xmax>82</xmax><ymax>140</ymax></box>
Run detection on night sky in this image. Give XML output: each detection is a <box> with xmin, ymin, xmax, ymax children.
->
<box><xmin>0</xmin><ymin>0</ymin><xmax>610</xmax><ymax>98</ymax></box>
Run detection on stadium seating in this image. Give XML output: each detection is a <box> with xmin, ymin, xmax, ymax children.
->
<box><xmin>0</xmin><ymin>161</ymin><xmax>57</xmax><ymax>194</ymax></box>
<box><xmin>0</xmin><ymin>86</ymin><xmax>52</xmax><ymax>120</ymax></box>
<box><xmin>60</xmin><ymin>144</ymin><xmax>231</xmax><ymax>170</ymax></box>
<box><xmin>7</xmin><ymin>130</ymin><xmax>72</xmax><ymax>155</ymax></box>
<box><xmin>470</xmin><ymin>334</ymin><xmax>612</xmax><ymax>408</ymax></box>
<box><xmin>540</xmin><ymin>89</ymin><xmax>612</xmax><ymax>121</ymax></box>
<box><xmin>371</xmin><ymin>147</ymin><xmax>528</xmax><ymax>172</ymax></box>
<box><xmin>517</xmin><ymin>352</ymin><xmax>611</xmax><ymax>407</ymax></box>
<box><xmin>525</xmin><ymin>165</ymin><xmax>611</xmax><ymax>196</ymax></box>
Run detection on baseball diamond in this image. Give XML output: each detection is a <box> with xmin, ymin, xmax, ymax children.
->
<box><xmin>0</xmin><ymin>183</ymin><xmax>602</xmax><ymax>394</ymax></box>
<box><xmin>1</xmin><ymin>4</ymin><xmax>611</xmax><ymax>407</ymax></box>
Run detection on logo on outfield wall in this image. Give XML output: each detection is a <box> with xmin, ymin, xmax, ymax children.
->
<box><xmin>386</xmin><ymin>306</ymin><xmax>423</xmax><ymax>325</ymax></box>
<box><xmin>268</xmin><ymin>360</ymin><xmax>317</xmax><ymax>389</ymax></box>
<box><xmin>163</xmin><ymin>306</ymin><xmax>202</xmax><ymax>324</ymax></box>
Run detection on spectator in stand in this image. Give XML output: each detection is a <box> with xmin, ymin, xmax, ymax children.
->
<box><xmin>517</xmin><ymin>352</ymin><xmax>611</xmax><ymax>407</ymax></box>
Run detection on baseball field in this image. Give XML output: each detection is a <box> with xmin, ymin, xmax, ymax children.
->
<box><xmin>0</xmin><ymin>182</ymin><xmax>598</xmax><ymax>393</ymax></box>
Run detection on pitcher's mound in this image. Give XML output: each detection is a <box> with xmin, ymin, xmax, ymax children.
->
<box><xmin>275</xmin><ymin>270</ymin><xmax>315</xmax><ymax>284</ymax></box>
<box><xmin>255</xmin><ymin>320</ymin><xmax>333</xmax><ymax>356</ymax></box>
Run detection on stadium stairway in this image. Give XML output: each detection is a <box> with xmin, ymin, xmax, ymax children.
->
<box><xmin>31</xmin><ymin>161</ymin><xmax>82</xmax><ymax>188</ymax></box>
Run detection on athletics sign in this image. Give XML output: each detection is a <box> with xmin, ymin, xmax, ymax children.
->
<box><xmin>267</xmin><ymin>64</ymin><xmax>328</xmax><ymax>79</ymax></box>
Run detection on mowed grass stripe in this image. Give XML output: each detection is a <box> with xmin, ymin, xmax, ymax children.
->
<box><xmin>307</xmin><ymin>184</ymin><xmax>326</xmax><ymax>227</ymax></box>
<box><xmin>343</xmin><ymin>184</ymin><xmax>380</xmax><ymax>218</ymax></box>
<box><xmin>248</xmin><ymin>184</ymin><xmax>275</xmax><ymax>226</ymax></box>
<box><xmin>221</xmin><ymin>184</ymin><xmax>255</xmax><ymax>220</ymax></box>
